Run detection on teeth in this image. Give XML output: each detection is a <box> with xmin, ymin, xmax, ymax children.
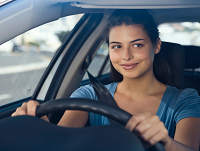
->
<box><xmin>125</xmin><ymin>66</ymin><xmax>132</xmax><ymax>69</ymax></box>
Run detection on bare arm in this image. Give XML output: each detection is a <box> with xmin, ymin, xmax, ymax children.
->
<box><xmin>125</xmin><ymin>113</ymin><xmax>200</xmax><ymax>151</ymax></box>
<box><xmin>166</xmin><ymin>117</ymin><xmax>200</xmax><ymax>151</ymax></box>
<box><xmin>12</xmin><ymin>100</ymin><xmax>88</xmax><ymax>128</ymax></box>
<box><xmin>57</xmin><ymin>110</ymin><xmax>88</xmax><ymax>127</ymax></box>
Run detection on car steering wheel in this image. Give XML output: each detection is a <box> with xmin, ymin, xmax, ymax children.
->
<box><xmin>36</xmin><ymin>98</ymin><xmax>165</xmax><ymax>151</ymax></box>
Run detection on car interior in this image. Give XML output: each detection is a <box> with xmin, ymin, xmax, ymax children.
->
<box><xmin>184</xmin><ymin>45</ymin><xmax>200</xmax><ymax>95</ymax></box>
<box><xmin>0</xmin><ymin>0</ymin><xmax>200</xmax><ymax>150</ymax></box>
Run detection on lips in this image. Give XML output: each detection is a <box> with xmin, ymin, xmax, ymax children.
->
<box><xmin>121</xmin><ymin>63</ymin><xmax>139</xmax><ymax>70</ymax></box>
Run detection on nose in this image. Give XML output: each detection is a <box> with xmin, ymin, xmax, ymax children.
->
<box><xmin>122</xmin><ymin>47</ymin><xmax>133</xmax><ymax>61</ymax></box>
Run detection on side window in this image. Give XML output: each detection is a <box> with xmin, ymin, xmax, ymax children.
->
<box><xmin>158</xmin><ymin>22</ymin><xmax>200</xmax><ymax>46</ymax></box>
<box><xmin>158</xmin><ymin>22</ymin><xmax>200</xmax><ymax>72</ymax></box>
<box><xmin>83</xmin><ymin>42</ymin><xmax>109</xmax><ymax>80</ymax></box>
<box><xmin>0</xmin><ymin>14</ymin><xmax>83</xmax><ymax>106</ymax></box>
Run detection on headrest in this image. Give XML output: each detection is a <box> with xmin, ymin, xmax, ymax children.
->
<box><xmin>184</xmin><ymin>46</ymin><xmax>200</xmax><ymax>69</ymax></box>
<box><xmin>159</xmin><ymin>42</ymin><xmax>185</xmax><ymax>89</ymax></box>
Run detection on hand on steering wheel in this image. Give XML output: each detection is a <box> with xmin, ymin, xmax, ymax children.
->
<box><xmin>11</xmin><ymin>100</ymin><xmax>49</xmax><ymax>122</ymax></box>
<box><xmin>35</xmin><ymin>98</ymin><xmax>166</xmax><ymax>151</ymax></box>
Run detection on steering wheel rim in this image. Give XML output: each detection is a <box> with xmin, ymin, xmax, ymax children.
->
<box><xmin>36</xmin><ymin>98</ymin><xmax>131</xmax><ymax>125</ymax></box>
<box><xmin>36</xmin><ymin>98</ymin><xmax>165</xmax><ymax>151</ymax></box>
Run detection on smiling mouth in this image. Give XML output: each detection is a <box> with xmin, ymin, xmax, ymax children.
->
<box><xmin>121</xmin><ymin>63</ymin><xmax>139</xmax><ymax>70</ymax></box>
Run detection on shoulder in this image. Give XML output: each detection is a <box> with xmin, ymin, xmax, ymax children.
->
<box><xmin>163</xmin><ymin>86</ymin><xmax>200</xmax><ymax>108</ymax></box>
<box><xmin>70</xmin><ymin>82</ymin><xmax>118</xmax><ymax>100</ymax></box>
<box><xmin>168</xmin><ymin>86</ymin><xmax>200</xmax><ymax>106</ymax></box>
<box><xmin>176</xmin><ymin>87</ymin><xmax>200</xmax><ymax>114</ymax></box>
<box><xmin>70</xmin><ymin>84</ymin><xmax>96</xmax><ymax>99</ymax></box>
<box><xmin>164</xmin><ymin>86</ymin><xmax>199</xmax><ymax>104</ymax></box>
<box><xmin>178</xmin><ymin>87</ymin><xmax>199</xmax><ymax>101</ymax></box>
<box><xmin>104</xmin><ymin>82</ymin><xmax>118</xmax><ymax>93</ymax></box>
<box><xmin>158</xmin><ymin>86</ymin><xmax>200</xmax><ymax>136</ymax></box>
<box><xmin>166</xmin><ymin>86</ymin><xmax>200</xmax><ymax>122</ymax></box>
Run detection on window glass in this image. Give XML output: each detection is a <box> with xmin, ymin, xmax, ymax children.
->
<box><xmin>0</xmin><ymin>14</ymin><xmax>83</xmax><ymax>106</ymax></box>
<box><xmin>83</xmin><ymin>42</ymin><xmax>109</xmax><ymax>80</ymax></box>
<box><xmin>158</xmin><ymin>22</ymin><xmax>200</xmax><ymax>46</ymax></box>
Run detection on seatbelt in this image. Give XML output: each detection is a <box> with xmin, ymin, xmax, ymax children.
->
<box><xmin>87</xmin><ymin>71</ymin><xmax>122</xmax><ymax>127</ymax></box>
<box><xmin>87</xmin><ymin>71</ymin><xmax>167</xmax><ymax>151</ymax></box>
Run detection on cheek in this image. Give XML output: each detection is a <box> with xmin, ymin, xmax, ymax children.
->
<box><xmin>137</xmin><ymin>49</ymin><xmax>154</xmax><ymax>62</ymax></box>
<box><xmin>109</xmin><ymin>51</ymin><xmax>121</xmax><ymax>63</ymax></box>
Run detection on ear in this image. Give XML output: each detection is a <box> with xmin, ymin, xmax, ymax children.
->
<box><xmin>154</xmin><ymin>38</ymin><xmax>161</xmax><ymax>54</ymax></box>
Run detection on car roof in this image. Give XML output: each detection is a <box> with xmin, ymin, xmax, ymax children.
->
<box><xmin>0</xmin><ymin>0</ymin><xmax>200</xmax><ymax>45</ymax></box>
<box><xmin>54</xmin><ymin>0</ymin><xmax>200</xmax><ymax>7</ymax></box>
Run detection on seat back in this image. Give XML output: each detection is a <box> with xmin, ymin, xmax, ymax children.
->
<box><xmin>158</xmin><ymin>42</ymin><xmax>185</xmax><ymax>89</ymax></box>
<box><xmin>184</xmin><ymin>45</ymin><xmax>200</xmax><ymax>94</ymax></box>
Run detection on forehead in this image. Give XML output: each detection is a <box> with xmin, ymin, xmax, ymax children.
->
<box><xmin>109</xmin><ymin>24</ymin><xmax>149</xmax><ymax>41</ymax></box>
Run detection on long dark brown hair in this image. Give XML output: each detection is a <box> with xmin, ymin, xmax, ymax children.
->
<box><xmin>104</xmin><ymin>9</ymin><xmax>172</xmax><ymax>85</ymax></box>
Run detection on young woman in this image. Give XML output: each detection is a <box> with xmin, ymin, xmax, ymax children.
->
<box><xmin>12</xmin><ymin>10</ymin><xmax>200</xmax><ymax>151</ymax></box>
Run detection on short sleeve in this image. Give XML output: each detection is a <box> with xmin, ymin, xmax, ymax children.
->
<box><xmin>70</xmin><ymin>84</ymin><xmax>106</xmax><ymax>126</ymax></box>
<box><xmin>70</xmin><ymin>84</ymin><xmax>98</xmax><ymax>100</ymax></box>
<box><xmin>69</xmin><ymin>83</ymin><xmax>116</xmax><ymax>126</ymax></box>
<box><xmin>174</xmin><ymin>88</ymin><xmax>200</xmax><ymax>124</ymax></box>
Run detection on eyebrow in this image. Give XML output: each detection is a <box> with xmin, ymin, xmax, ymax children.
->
<box><xmin>109</xmin><ymin>38</ymin><xmax>144</xmax><ymax>45</ymax></box>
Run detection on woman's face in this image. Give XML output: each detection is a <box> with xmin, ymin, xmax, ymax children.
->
<box><xmin>109</xmin><ymin>24</ymin><xmax>160</xmax><ymax>80</ymax></box>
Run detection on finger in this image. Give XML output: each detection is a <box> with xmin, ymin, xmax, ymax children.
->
<box><xmin>11</xmin><ymin>107</ymin><xmax>19</xmax><ymax>117</ymax></box>
<box><xmin>148</xmin><ymin>129</ymin><xmax>168</xmax><ymax>146</ymax></box>
<box><xmin>140</xmin><ymin>122</ymin><xmax>162</xmax><ymax>142</ymax></box>
<box><xmin>27</xmin><ymin>100</ymin><xmax>39</xmax><ymax>116</ymax></box>
<box><xmin>11</xmin><ymin>111</ymin><xmax>17</xmax><ymax>117</ymax></box>
<box><xmin>141</xmin><ymin>123</ymin><xmax>168</xmax><ymax>147</ymax></box>
<box><xmin>17</xmin><ymin>102</ymin><xmax>28</xmax><ymax>115</ymax></box>
<box><xmin>136</xmin><ymin>123</ymin><xmax>163</xmax><ymax>149</ymax></box>
<box><xmin>15</xmin><ymin>107</ymin><xmax>21</xmax><ymax>113</ymax></box>
<box><xmin>134</xmin><ymin>115</ymin><xmax>160</xmax><ymax>135</ymax></box>
<box><xmin>125</xmin><ymin>113</ymin><xmax>151</xmax><ymax>132</ymax></box>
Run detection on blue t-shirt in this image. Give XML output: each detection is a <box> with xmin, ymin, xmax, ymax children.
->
<box><xmin>70</xmin><ymin>83</ymin><xmax>200</xmax><ymax>138</ymax></box>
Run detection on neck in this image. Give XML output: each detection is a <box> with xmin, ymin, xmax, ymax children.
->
<box><xmin>118</xmin><ymin>70</ymin><xmax>163</xmax><ymax>96</ymax></box>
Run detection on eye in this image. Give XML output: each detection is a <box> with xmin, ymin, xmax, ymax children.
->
<box><xmin>133</xmin><ymin>44</ymin><xmax>143</xmax><ymax>48</ymax></box>
<box><xmin>111</xmin><ymin>45</ymin><xmax>121</xmax><ymax>49</ymax></box>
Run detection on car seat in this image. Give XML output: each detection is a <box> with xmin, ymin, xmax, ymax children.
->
<box><xmin>158</xmin><ymin>42</ymin><xmax>185</xmax><ymax>89</ymax></box>
<box><xmin>184</xmin><ymin>45</ymin><xmax>200</xmax><ymax>95</ymax></box>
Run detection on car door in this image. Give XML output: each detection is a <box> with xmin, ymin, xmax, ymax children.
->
<box><xmin>0</xmin><ymin>0</ymin><xmax>114</xmax><ymax>120</ymax></box>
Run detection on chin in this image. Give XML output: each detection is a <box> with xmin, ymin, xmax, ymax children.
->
<box><xmin>122</xmin><ymin>69</ymin><xmax>150</xmax><ymax>80</ymax></box>
<box><xmin>122</xmin><ymin>72</ymin><xmax>142</xmax><ymax>80</ymax></box>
